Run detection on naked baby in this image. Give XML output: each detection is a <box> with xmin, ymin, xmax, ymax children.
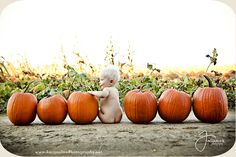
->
<box><xmin>88</xmin><ymin>66</ymin><xmax>123</xmax><ymax>123</ymax></box>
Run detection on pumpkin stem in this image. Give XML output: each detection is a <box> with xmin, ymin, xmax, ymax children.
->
<box><xmin>23</xmin><ymin>81</ymin><xmax>34</xmax><ymax>93</ymax></box>
<box><xmin>203</xmin><ymin>75</ymin><xmax>214</xmax><ymax>87</ymax></box>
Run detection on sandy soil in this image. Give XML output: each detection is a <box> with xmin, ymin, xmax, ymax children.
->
<box><xmin>0</xmin><ymin>110</ymin><xmax>235</xmax><ymax>156</ymax></box>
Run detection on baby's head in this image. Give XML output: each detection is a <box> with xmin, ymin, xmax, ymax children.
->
<box><xmin>100</xmin><ymin>65</ymin><xmax>120</xmax><ymax>89</ymax></box>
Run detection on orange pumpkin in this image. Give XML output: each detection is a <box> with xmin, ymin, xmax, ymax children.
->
<box><xmin>7</xmin><ymin>92</ymin><xmax>37</xmax><ymax>125</ymax></box>
<box><xmin>193</xmin><ymin>75</ymin><xmax>228</xmax><ymax>123</ymax></box>
<box><xmin>67</xmin><ymin>91</ymin><xmax>98</xmax><ymax>124</ymax></box>
<box><xmin>158</xmin><ymin>89</ymin><xmax>191</xmax><ymax>123</ymax></box>
<box><xmin>193</xmin><ymin>87</ymin><xmax>228</xmax><ymax>123</ymax></box>
<box><xmin>37</xmin><ymin>95</ymin><xmax>68</xmax><ymax>124</ymax></box>
<box><xmin>124</xmin><ymin>89</ymin><xmax>157</xmax><ymax>124</ymax></box>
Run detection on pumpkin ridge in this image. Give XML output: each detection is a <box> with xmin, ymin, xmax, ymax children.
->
<box><xmin>167</xmin><ymin>90</ymin><xmax>174</xmax><ymax>121</ymax></box>
<box><xmin>217</xmin><ymin>89</ymin><xmax>226</xmax><ymax>122</ymax></box>
<box><xmin>84</xmin><ymin>94</ymin><xmax>90</xmax><ymax>123</ymax></box>
<box><xmin>76</xmin><ymin>92</ymin><xmax>81</xmax><ymax>123</ymax></box>
<box><xmin>85</xmin><ymin>94</ymin><xmax>90</xmax><ymax>123</ymax></box>
<box><xmin>47</xmin><ymin>97</ymin><xmax>53</xmax><ymax>123</ymax></box>
<box><xmin>221</xmin><ymin>89</ymin><xmax>228</xmax><ymax>119</ymax></box>
<box><xmin>213</xmin><ymin>89</ymin><xmax>219</xmax><ymax>122</ymax></box>
<box><xmin>18</xmin><ymin>93</ymin><xmax>24</xmax><ymax>124</ymax></box>
<box><xmin>206</xmin><ymin>88</ymin><xmax>213</xmax><ymax>122</ymax></box>
<box><xmin>199</xmin><ymin>89</ymin><xmax>204</xmax><ymax>122</ymax></box>
<box><xmin>147</xmin><ymin>93</ymin><xmax>152</xmax><ymax>122</ymax></box>
<box><xmin>200</xmin><ymin>89</ymin><xmax>205</xmax><ymax>122</ymax></box>
<box><xmin>144</xmin><ymin>93</ymin><xmax>148</xmax><ymax>123</ymax></box>
<box><xmin>175</xmin><ymin>92</ymin><xmax>182</xmax><ymax>122</ymax></box>
<box><xmin>129</xmin><ymin>92</ymin><xmax>135</xmax><ymax>122</ymax></box>
<box><xmin>11</xmin><ymin>93</ymin><xmax>18</xmax><ymax>124</ymax></box>
<box><xmin>134</xmin><ymin>92</ymin><xmax>138</xmax><ymax>123</ymax></box>
<box><xmin>170</xmin><ymin>91</ymin><xmax>177</xmax><ymax>122</ymax></box>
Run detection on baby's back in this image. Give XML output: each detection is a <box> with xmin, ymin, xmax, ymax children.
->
<box><xmin>100</xmin><ymin>87</ymin><xmax>121</xmax><ymax>112</ymax></box>
<box><xmin>107</xmin><ymin>87</ymin><xmax>119</xmax><ymax>100</ymax></box>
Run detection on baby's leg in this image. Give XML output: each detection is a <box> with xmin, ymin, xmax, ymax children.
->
<box><xmin>114</xmin><ymin>110</ymin><xmax>122</xmax><ymax>123</ymax></box>
<box><xmin>98</xmin><ymin>110</ymin><xmax>115</xmax><ymax>124</ymax></box>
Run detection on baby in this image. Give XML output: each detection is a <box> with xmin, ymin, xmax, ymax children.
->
<box><xmin>88</xmin><ymin>66</ymin><xmax>123</xmax><ymax>123</ymax></box>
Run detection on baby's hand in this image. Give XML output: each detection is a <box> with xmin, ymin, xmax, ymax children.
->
<box><xmin>87</xmin><ymin>90</ymin><xmax>109</xmax><ymax>98</ymax></box>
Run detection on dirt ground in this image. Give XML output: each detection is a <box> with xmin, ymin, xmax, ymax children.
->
<box><xmin>0</xmin><ymin>110</ymin><xmax>235</xmax><ymax>156</ymax></box>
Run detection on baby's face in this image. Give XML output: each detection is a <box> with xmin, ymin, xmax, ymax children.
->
<box><xmin>100</xmin><ymin>75</ymin><xmax>115</xmax><ymax>89</ymax></box>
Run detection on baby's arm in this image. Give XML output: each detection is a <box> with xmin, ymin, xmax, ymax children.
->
<box><xmin>88</xmin><ymin>88</ymin><xmax>109</xmax><ymax>98</ymax></box>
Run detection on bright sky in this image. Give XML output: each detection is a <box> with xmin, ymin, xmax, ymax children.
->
<box><xmin>0</xmin><ymin>0</ymin><xmax>235</xmax><ymax>68</ymax></box>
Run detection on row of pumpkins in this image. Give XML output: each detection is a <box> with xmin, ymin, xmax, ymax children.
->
<box><xmin>7</xmin><ymin>83</ymin><xmax>228</xmax><ymax>125</ymax></box>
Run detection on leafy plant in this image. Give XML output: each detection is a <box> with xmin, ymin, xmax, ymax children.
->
<box><xmin>205</xmin><ymin>48</ymin><xmax>218</xmax><ymax>72</ymax></box>
<box><xmin>0</xmin><ymin>49</ymin><xmax>235</xmax><ymax>113</ymax></box>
